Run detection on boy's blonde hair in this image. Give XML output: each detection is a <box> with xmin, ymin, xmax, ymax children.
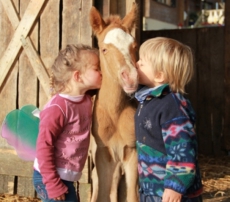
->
<box><xmin>140</xmin><ymin>37</ymin><xmax>194</xmax><ymax>94</ymax></box>
<box><xmin>50</xmin><ymin>44</ymin><xmax>99</xmax><ymax>95</ymax></box>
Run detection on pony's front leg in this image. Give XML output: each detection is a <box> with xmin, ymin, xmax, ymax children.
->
<box><xmin>123</xmin><ymin>146</ymin><xmax>139</xmax><ymax>202</ymax></box>
<box><xmin>90</xmin><ymin>167</ymin><xmax>98</xmax><ymax>202</ymax></box>
<box><xmin>110</xmin><ymin>162</ymin><xmax>123</xmax><ymax>202</ymax></box>
<box><xmin>95</xmin><ymin>146</ymin><xmax>118</xmax><ymax>202</ymax></box>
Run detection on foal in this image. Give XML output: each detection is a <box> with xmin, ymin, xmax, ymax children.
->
<box><xmin>90</xmin><ymin>3</ymin><xmax>139</xmax><ymax>202</ymax></box>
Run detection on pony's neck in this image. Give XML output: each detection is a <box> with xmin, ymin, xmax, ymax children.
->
<box><xmin>98</xmin><ymin>77</ymin><xmax>127</xmax><ymax>112</ymax></box>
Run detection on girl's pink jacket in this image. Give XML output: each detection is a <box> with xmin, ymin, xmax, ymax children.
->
<box><xmin>34</xmin><ymin>94</ymin><xmax>92</xmax><ymax>198</ymax></box>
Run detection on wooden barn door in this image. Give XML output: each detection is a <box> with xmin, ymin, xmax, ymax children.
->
<box><xmin>223</xmin><ymin>0</ymin><xmax>230</xmax><ymax>154</ymax></box>
<box><xmin>0</xmin><ymin>0</ymin><xmax>93</xmax><ymax>199</ymax></box>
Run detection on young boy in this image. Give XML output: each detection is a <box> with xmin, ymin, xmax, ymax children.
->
<box><xmin>135</xmin><ymin>37</ymin><xmax>203</xmax><ymax>202</ymax></box>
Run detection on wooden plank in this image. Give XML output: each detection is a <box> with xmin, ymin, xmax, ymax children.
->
<box><xmin>17</xmin><ymin>176</ymin><xmax>35</xmax><ymax>197</ymax></box>
<box><xmin>196</xmin><ymin>28</ymin><xmax>213</xmax><ymax>154</ymax></box>
<box><xmin>102</xmin><ymin>0</ymin><xmax>110</xmax><ymax>18</ymax></box>
<box><xmin>223</xmin><ymin>0</ymin><xmax>230</xmax><ymax>151</ymax></box>
<box><xmin>79</xmin><ymin>183</ymin><xmax>91</xmax><ymax>202</ymax></box>
<box><xmin>0</xmin><ymin>149</ymin><xmax>33</xmax><ymax>177</ymax></box>
<box><xmin>18</xmin><ymin>0</ymin><xmax>38</xmax><ymax>107</ymax></box>
<box><xmin>62</xmin><ymin>0</ymin><xmax>82</xmax><ymax>47</ymax></box>
<box><xmin>79</xmin><ymin>155</ymin><xmax>91</xmax><ymax>184</ymax></box>
<box><xmin>39</xmin><ymin>0</ymin><xmax>59</xmax><ymax>108</ymax></box>
<box><xmin>135</xmin><ymin>0</ymin><xmax>143</xmax><ymax>48</ymax></box>
<box><xmin>209</xmin><ymin>27</ymin><xmax>225</xmax><ymax>155</ymax></box>
<box><xmin>0</xmin><ymin>0</ymin><xmax>20</xmax><ymax>29</ymax></box>
<box><xmin>1</xmin><ymin>0</ymin><xmax>50</xmax><ymax>101</ymax></box>
<box><xmin>20</xmin><ymin>37</ymin><xmax>50</xmax><ymax>98</ymax></box>
<box><xmin>81</xmin><ymin>0</ymin><xmax>94</xmax><ymax>45</ymax></box>
<box><xmin>0</xmin><ymin>0</ymin><xmax>47</xmax><ymax>89</ymax></box>
<box><xmin>110</xmin><ymin>0</ymin><xmax>118</xmax><ymax>15</ymax></box>
<box><xmin>0</xmin><ymin>174</ymin><xmax>14</xmax><ymax>194</ymax></box>
<box><xmin>181</xmin><ymin>29</ymin><xmax>197</xmax><ymax>114</ymax></box>
<box><xmin>0</xmin><ymin>0</ymin><xmax>18</xmax><ymax>149</ymax></box>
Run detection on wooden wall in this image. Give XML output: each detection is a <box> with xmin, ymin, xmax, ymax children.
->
<box><xmin>0</xmin><ymin>0</ymin><xmax>93</xmax><ymax>199</ymax></box>
<box><xmin>223</xmin><ymin>0</ymin><xmax>230</xmax><ymax>152</ymax></box>
<box><xmin>0</xmin><ymin>0</ymin><xmax>140</xmax><ymax>200</ymax></box>
<box><xmin>144</xmin><ymin>0</ymin><xmax>180</xmax><ymax>25</ymax></box>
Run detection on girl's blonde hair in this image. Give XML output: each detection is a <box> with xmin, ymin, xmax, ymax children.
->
<box><xmin>140</xmin><ymin>37</ymin><xmax>194</xmax><ymax>94</ymax></box>
<box><xmin>50</xmin><ymin>44</ymin><xmax>99</xmax><ymax>95</ymax></box>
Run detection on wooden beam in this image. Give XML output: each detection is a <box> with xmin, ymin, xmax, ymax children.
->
<box><xmin>1</xmin><ymin>0</ymin><xmax>50</xmax><ymax>98</ymax></box>
<box><xmin>20</xmin><ymin>37</ymin><xmax>50</xmax><ymax>98</ymax></box>
<box><xmin>0</xmin><ymin>0</ymin><xmax>47</xmax><ymax>88</ymax></box>
<box><xmin>223</xmin><ymin>0</ymin><xmax>230</xmax><ymax>150</ymax></box>
<box><xmin>0</xmin><ymin>0</ymin><xmax>20</xmax><ymax>29</ymax></box>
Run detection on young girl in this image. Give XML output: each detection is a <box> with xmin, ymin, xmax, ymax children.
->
<box><xmin>135</xmin><ymin>37</ymin><xmax>203</xmax><ymax>202</ymax></box>
<box><xmin>33</xmin><ymin>44</ymin><xmax>102</xmax><ymax>202</ymax></box>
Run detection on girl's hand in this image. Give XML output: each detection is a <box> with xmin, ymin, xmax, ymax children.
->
<box><xmin>54</xmin><ymin>192</ymin><xmax>68</xmax><ymax>201</ymax></box>
<box><xmin>162</xmin><ymin>188</ymin><xmax>182</xmax><ymax>202</ymax></box>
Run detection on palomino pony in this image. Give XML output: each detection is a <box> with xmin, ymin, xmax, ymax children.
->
<box><xmin>89</xmin><ymin>3</ymin><xmax>139</xmax><ymax>202</ymax></box>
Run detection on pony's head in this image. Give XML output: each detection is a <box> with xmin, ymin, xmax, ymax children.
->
<box><xmin>89</xmin><ymin>3</ymin><xmax>139</xmax><ymax>94</ymax></box>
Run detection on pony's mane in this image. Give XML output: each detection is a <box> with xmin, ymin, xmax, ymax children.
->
<box><xmin>104</xmin><ymin>15</ymin><xmax>122</xmax><ymax>26</ymax></box>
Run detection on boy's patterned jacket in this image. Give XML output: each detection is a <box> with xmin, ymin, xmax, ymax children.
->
<box><xmin>134</xmin><ymin>84</ymin><xmax>203</xmax><ymax>197</ymax></box>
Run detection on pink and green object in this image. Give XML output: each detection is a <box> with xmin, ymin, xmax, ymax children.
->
<box><xmin>1</xmin><ymin>105</ymin><xmax>40</xmax><ymax>161</ymax></box>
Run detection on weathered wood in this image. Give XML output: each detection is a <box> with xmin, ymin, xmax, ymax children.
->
<box><xmin>79</xmin><ymin>156</ymin><xmax>90</xmax><ymax>184</ymax></box>
<box><xmin>209</xmin><ymin>27</ymin><xmax>224</xmax><ymax>155</ymax></box>
<box><xmin>0</xmin><ymin>0</ymin><xmax>20</xmax><ymax>29</ymax></box>
<box><xmin>146</xmin><ymin>0</ymin><xmax>177</xmax><ymax>24</ymax></box>
<box><xmin>18</xmin><ymin>0</ymin><xmax>38</xmax><ymax>108</ymax></box>
<box><xmin>62</xmin><ymin>0</ymin><xmax>82</xmax><ymax>47</ymax></box>
<box><xmin>0</xmin><ymin>149</ymin><xmax>33</xmax><ymax>177</ymax></box>
<box><xmin>39</xmin><ymin>0</ymin><xmax>59</xmax><ymax>108</ymax></box>
<box><xmin>102</xmin><ymin>0</ymin><xmax>110</xmax><ymax>17</ymax></box>
<box><xmin>110</xmin><ymin>0</ymin><xmax>118</xmax><ymax>15</ymax></box>
<box><xmin>0</xmin><ymin>0</ymin><xmax>18</xmax><ymax>149</ymax></box>
<box><xmin>0</xmin><ymin>0</ymin><xmax>47</xmax><ymax>89</ymax></box>
<box><xmin>79</xmin><ymin>183</ymin><xmax>91</xmax><ymax>202</ymax></box>
<box><xmin>81</xmin><ymin>0</ymin><xmax>94</xmax><ymax>45</ymax></box>
<box><xmin>20</xmin><ymin>36</ymin><xmax>50</xmax><ymax>98</ymax></box>
<box><xmin>1</xmin><ymin>0</ymin><xmax>50</xmax><ymax>102</ymax></box>
<box><xmin>223</xmin><ymin>0</ymin><xmax>230</xmax><ymax>151</ymax></box>
<box><xmin>62</xmin><ymin>0</ymin><xmax>93</xmax><ymax>47</ymax></box>
<box><xmin>181</xmin><ymin>29</ymin><xmax>197</xmax><ymax>114</ymax></box>
<box><xmin>0</xmin><ymin>174</ymin><xmax>14</xmax><ymax>194</ymax></box>
<box><xmin>196</xmin><ymin>28</ymin><xmax>213</xmax><ymax>155</ymax></box>
<box><xmin>0</xmin><ymin>0</ymin><xmax>111</xmax><ymax>199</ymax></box>
<box><xmin>135</xmin><ymin>0</ymin><xmax>142</xmax><ymax>48</ymax></box>
<box><xmin>17</xmin><ymin>176</ymin><xmax>35</xmax><ymax>197</ymax></box>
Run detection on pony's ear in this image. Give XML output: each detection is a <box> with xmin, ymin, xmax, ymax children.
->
<box><xmin>89</xmin><ymin>6</ymin><xmax>106</xmax><ymax>35</ymax></box>
<box><xmin>121</xmin><ymin>3</ymin><xmax>138</xmax><ymax>33</ymax></box>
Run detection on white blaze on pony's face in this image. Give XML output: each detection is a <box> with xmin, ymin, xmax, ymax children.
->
<box><xmin>102</xmin><ymin>28</ymin><xmax>138</xmax><ymax>94</ymax></box>
<box><xmin>104</xmin><ymin>28</ymin><xmax>134</xmax><ymax>56</ymax></box>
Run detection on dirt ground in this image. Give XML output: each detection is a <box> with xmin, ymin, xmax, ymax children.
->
<box><xmin>1</xmin><ymin>155</ymin><xmax>230</xmax><ymax>202</ymax></box>
<box><xmin>0</xmin><ymin>194</ymin><xmax>41</xmax><ymax>202</ymax></box>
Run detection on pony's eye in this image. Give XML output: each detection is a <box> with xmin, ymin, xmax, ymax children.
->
<box><xmin>102</xmin><ymin>48</ymin><xmax>107</xmax><ymax>54</ymax></box>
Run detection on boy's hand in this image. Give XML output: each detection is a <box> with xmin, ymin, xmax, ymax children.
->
<box><xmin>162</xmin><ymin>188</ymin><xmax>182</xmax><ymax>202</ymax></box>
